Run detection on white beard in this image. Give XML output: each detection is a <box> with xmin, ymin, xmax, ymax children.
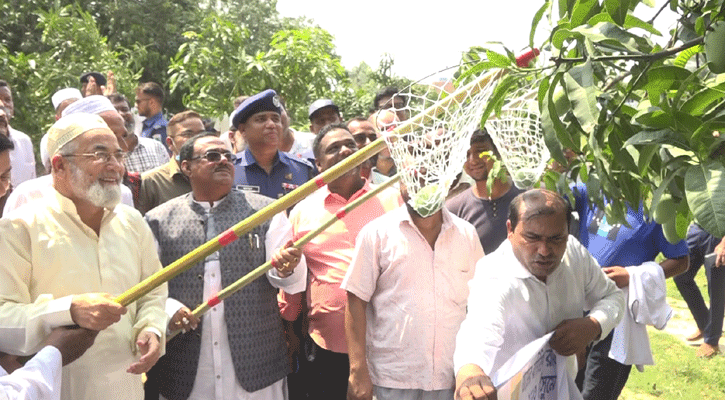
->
<box><xmin>70</xmin><ymin>163</ymin><xmax>122</xmax><ymax>209</ymax></box>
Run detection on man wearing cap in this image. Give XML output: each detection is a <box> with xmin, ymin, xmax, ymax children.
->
<box><xmin>3</xmin><ymin>95</ymin><xmax>135</xmax><ymax>215</ymax></box>
<box><xmin>144</xmin><ymin>132</ymin><xmax>306</xmax><ymax>400</ymax></box>
<box><xmin>52</xmin><ymin>88</ymin><xmax>83</xmax><ymax>120</ymax></box>
<box><xmin>0</xmin><ymin>80</ymin><xmax>36</xmax><ymax>189</ymax></box>
<box><xmin>80</xmin><ymin>71</ymin><xmax>113</xmax><ymax>97</ymax></box>
<box><xmin>308</xmin><ymin>98</ymin><xmax>342</xmax><ymax>135</ymax></box>
<box><xmin>0</xmin><ymin>113</ymin><xmax>167</xmax><ymax>400</ymax></box>
<box><xmin>230</xmin><ymin>89</ymin><xmax>314</xmax><ymax>200</ymax></box>
<box><xmin>138</xmin><ymin>110</ymin><xmax>207</xmax><ymax>214</ymax></box>
<box><xmin>135</xmin><ymin>82</ymin><xmax>168</xmax><ymax>145</ymax></box>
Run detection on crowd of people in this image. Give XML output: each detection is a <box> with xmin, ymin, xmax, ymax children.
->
<box><xmin>0</xmin><ymin>71</ymin><xmax>722</xmax><ymax>400</ymax></box>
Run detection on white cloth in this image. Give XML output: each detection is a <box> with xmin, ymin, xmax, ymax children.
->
<box><xmin>7</xmin><ymin>128</ymin><xmax>35</xmax><ymax>188</ymax></box>
<box><xmin>342</xmin><ymin>206</ymin><xmax>484</xmax><ymax>390</ymax></box>
<box><xmin>165</xmin><ymin>199</ymin><xmax>304</xmax><ymax>400</ymax></box>
<box><xmin>287</xmin><ymin>130</ymin><xmax>315</xmax><ymax>159</ymax></box>
<box><xmin>0</xmin><ymin>188</ymin><xmax>167</xmax><ymax>400</ymax></box>
<box><xmin>608</xmin><ymin>262</ymin><xmax>671</xmax><ymax>371</ymax></box>
<box><xmin>453</xmin><ymin>237</ymin><xmax>624</xmax><ymax>380</ymax></box>
<box><xmin>2</xmin><ymin>174</ymin><xmax>133</xmax><ymax>216</ymax></box>
<box><xmin>0</xmin><ymin>346</ymin><xmax>62</xmax><ymax>400</ymax></box>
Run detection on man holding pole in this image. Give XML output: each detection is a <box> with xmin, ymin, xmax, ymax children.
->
<box><xmin>144</xmin><ymin>133</ymin><xmax>306</xmax><ymax>400</ymax></box>
<box><xmin>0</xmin><ymin>113</ymin><xmax>168</xmax><ymax>400</ymax></box>
<box><xmin>278</xmin><ymin>123</ymin><xmax>402</xmax><ymax>399</ymax></box>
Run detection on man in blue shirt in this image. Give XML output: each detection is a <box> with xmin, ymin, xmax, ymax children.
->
<box><xmin>135</xmin><ymin>82</ymin><xmax>168</xmax><ymax>146</ymax></box>
<box><xmin>572</xmin><ymin>183</ymin><xmax>689</xmax><ymax>400</ymax></box>
<box><xmin>230</xmin><ymin>89</ymin><xmax>314</xmax><ymax>200</ymax></box>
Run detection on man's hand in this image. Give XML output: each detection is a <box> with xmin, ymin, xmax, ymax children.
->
<box><xmin>715</xmin><ymin>237</ymin><xmax>725</xmax><ymax>267</ymax></box>
<box><xmin>549</xmin><ymin>317</ymin><xmax>601</xmax><ymax>356</ymax></box>
<box><xmin>168</xmin><ymin>306</ymin><xmax>199</xmax><ymax>333</ymax></box>
<box><xmin>347</xmin><ymin>367</ymin><xmax>373</xmax><ymax>400</ymax></box>
<box><xmin>127</xmin><ymin>330</ymin><xmax>161</xmax><ymax>374</ymax></box>
<box><xmin>0</xmin><ymin>352</ymin><xmax>23</xmax><ymax>373</ymax></box>
<box><xmin>83</xmin><ymin>76</ymin><xmax>106</xmax><ymax>97</ymax></box>
<box><xmin>70</xmin><ymin>293</ymin><xmax>127</xmax><ymax>331</ymax></box>
<box><xmin>44</xmin><ymin>326</ymin><xmax>99</xmax><ymax>366</ymax></box>
<box><xmin>104</xmin><ymin>71</ymin><xmax>116</xmax><ymax>95</ymax></box>
<box><xmin>602</xmin><ymin>266</ymin><xmax>629</xmax><ymax>288</ymax></box>
<box><xmin>272</xmin><ymin>240</ymin><xmax>302</xmax><ymax>278</ymax></box>
<box><xmin>455</xmin><ymin>364</ymin><xmax>497</xmax><ymax>400</ymax></box>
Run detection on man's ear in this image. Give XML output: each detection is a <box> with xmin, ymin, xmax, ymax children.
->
<box><xmin>506</xmin><ymin>219</ymin><xmax>513</xmax><ymax>236</ymax></box>
<box><xmin>50</xmin><ymin>154</ymin><xmax>66</xmax><ymax>174</ymax></box>
<box><xmin>180</xmin><ymin>160</ymin><xmax>191</xmax><ymax>177</ymax></box>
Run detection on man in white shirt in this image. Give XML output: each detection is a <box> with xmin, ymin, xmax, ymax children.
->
<box><xmin>453</xmin><ymin>189</ymin><xmax>624</xmax><ymax>400</ymax></box>
<box><xmin>0</xmin><ymin>80</ymin><xmax>36</xmax><ymax>188</ymax></box>
<box><xmin>144</xmin><ymin>133</ymin><xmax>306</xmax><ymax>400</ymax></box>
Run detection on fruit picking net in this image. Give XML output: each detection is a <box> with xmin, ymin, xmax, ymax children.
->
<box><xmin>371</xmin><ymin>70</ymin><xmax>502</xmax><ymax>217</ymax></box>
<box><xmin>485</xmin><ymin>85</ymin><xmax>549</xmax><ymax>189</ymax></box>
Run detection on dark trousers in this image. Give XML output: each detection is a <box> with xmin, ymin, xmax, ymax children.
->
<box><xmin>307</xmin><ymin>342</ymin><xmax>350</xmax><ymax>400</ymax></box>
<box><xmin>578</xmin><ymin>331</ymin><xmax>632</xmax><ymax>400</ymax></box>
<box><xmin>674</xmin><ymin>224</ymin><xmax>725</xmax><ymax>346</ymax></box>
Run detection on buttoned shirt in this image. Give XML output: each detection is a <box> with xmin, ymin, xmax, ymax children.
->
<box><xmin>164</xmin><ymin>198</ymin><xmax>305</xmax><ymax>400</ymax></box>
<box><xmin>0</xmin><ymin>346</ymin><xmax>62</xmax><ymax>400</ymax></box>
<box><xmin>125</xmin><ymin>136</ymin><xmax>170</xmax><ymax>173</ymax></box>
<box><xmin>141</xmin><ymin>112</ymin><xmax>168</xmax><ymax>144</ymax></box>
<box><xmin>0</xmin><ymin>189</ymin><xmax>167</xmax><ymax>400</ymax></box>
<box><xmin>233</xmin><ymin>149</ymin><xmax>313</xmax><ymax>199</ymax></box>
<box><xmin>453</xmin><ymin>237</ymin><xmax>624</xmax><ymax>378</ymax></box>
<box><xmin>8</xmin><ymin>127</ymin><xmax>36</xmax><ymax>188</ymax></box>
<box><xmin>279</xmin><ymin>180</ymin><xmax>403</xmax><ymax>353</ymax></box>
<box><xmin>341</xmin><ymin>206</ymin><xmax>484</xmax><ymax>390</ymax></box>
<box><xmin>2</xmin><ymin>174</ymin><xmax>134</xmax><ymax>216</ymax></box>
<box><xmin>139</xmin><ymin>159</ymin><xmax>191</xmax><ymax>214</ymax></box>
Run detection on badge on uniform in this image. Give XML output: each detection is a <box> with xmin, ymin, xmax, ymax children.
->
<box><xmin>282</xmin><ymin>182</ymin><xmax>299</xmax><ymax>193</ymax></box>
<box><xmin>285</xmin><ymin>173</ymin><xmax>293</xmax><ymax>180</ymax></box>
<box><xmin>236</xmin><ymin>185</ymin><xmax>260</xmax><ymax>193</ymax></box>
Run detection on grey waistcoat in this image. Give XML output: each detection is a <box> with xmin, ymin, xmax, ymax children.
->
<box><xmin>145</xmin><ymin>189</ymin><xmax>288</xmax><ymax>399</ymax></box>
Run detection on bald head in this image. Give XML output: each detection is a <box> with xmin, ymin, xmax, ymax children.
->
<box><xmin>509</xmin><ymin>188</ymin><xmax>571</xmax><ymax>231</ymax></box>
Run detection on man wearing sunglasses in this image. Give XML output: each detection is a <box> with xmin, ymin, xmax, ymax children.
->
<box><xmin>230</xmin><ymin>89</ymin><xmax>314</xmax><ymax>200</ymax></box>
<box><xmin>144</xmin><ymin>133</ymin><xmax>307</xmax><ymax>400</ymax></box>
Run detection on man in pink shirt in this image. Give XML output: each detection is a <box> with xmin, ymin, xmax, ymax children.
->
<box><xmin>279</xmin><ymin>123</ymin><xmax>402</xmax><ymax>399</ymax></box>
<box><xmin>342</xmin><ymin>179</ymin><xmax>484</xmax><ymax>400</ymax></box>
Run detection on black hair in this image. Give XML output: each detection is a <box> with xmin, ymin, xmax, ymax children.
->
<box><xmin>179</xmin><ymin>132</ymin><xmax>220</xmax><ymax>163</ymax></box>
<box><xmin>313</xmin><ymin>122</ymin><xmax>351</xmax><ymax>159</ymax></box>
<box><xmin>508</xmin><ymin>189</ymin><xmax>571</xmax><ymax>231</ymax></box>
<box><xmin>136</xmin><ymin>82</ymin><xmax>165</xmax><ymax>103</ymax></box>
<box><xmin>0</xmin><ymin>133</ymin><xmax>14</xmax><ymax>152</ymax></box>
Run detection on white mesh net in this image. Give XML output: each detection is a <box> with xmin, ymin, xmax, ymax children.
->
<box><xmin>485</xmin><ymin>86</ymin><xmax>549</xmax><ymax>189</ymax></box>
<box><xmin>371</xmin><ymin>71</ymin><xmax>502</xmax><ymax>217</ymax></box>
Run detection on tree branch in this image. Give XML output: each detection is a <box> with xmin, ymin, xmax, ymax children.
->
<box><xmin>647</xmin><ymin>1</ymin><xmax>671</xmax><ymax>25</ymax></box>
<box><xmin>552</xmin><ymin>36</ymin><xmax>704</xmax><ymax>64</ymax></box>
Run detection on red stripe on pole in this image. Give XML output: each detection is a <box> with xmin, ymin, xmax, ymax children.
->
<box><xmin>208</xmin><ymin>295</ymin><xmax>221</xmax><ymax>307</ymax></box>
<box><xmin>218</xmin><ymin>229</ymin><xmax>237</xmax><ymax>246</ymax></box>
<box><xmin>314</xmin><ymin>177</ymin><xmax>325</xmax><ymax>188</ymax></box>
<box><xmin>336</xmin><ymin>209</ymin><xmax>347</xmax><ymax>219</ymax></box>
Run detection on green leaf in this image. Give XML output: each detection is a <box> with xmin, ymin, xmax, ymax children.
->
<box><xmin>530</xmin><ymin>1</ymin><xmax>551</xmax><ymax>50</ymax></box>
<box><xmin>605</xmin><ymin>0</ymin><xmax>629</xmax><ymax>26</ymax></box>
<box><xmin>485</xmin><ymin>50</ymin><xmax>512</xmax><ymax>68</ymax></box>
<box><xmin>571</xmin><ymin>22</ymin><xmax>651</xmax><ymax>53</ymax></box>
<box><xmin>623</xmin><ymin>14</ymin><xmax>661</xmax><ymax>35</ymax></box>
<box><xmin>680</xmin><ymin>84</ymin><xmax>725</xmax><ymax>115</ymax></box>
<box><xmin>673</xmin><ymin>45</ymin><xmax>704</xmax><ymax>68</ymax></box>
<box><xmin>540</xmin><ymin>75</ymin><xmax>570</xmax><ymax>164</ymax></box>
<box><xmin>624</xmin><ymin>129</ymin><xmax>691</xmax><ymax>150</ymax></box>
<box><xmin>564</xmin><ymin>60</ymin><xmax>599</xmax><ymax>132</ymax></box>
<box><xmin>685</xmin><ymin>161</ymin><xmax>725</xmax><ymax>237</ymax></box>
<box><xmin>571</xmin><ymin>0</ymin><xmax>600</xmax><ymax>28</ymax></box>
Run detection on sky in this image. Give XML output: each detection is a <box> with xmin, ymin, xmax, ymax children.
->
<box><xmin>276</xmin><ymin>0</ymin><xmax>679</xmax><ymax>83</ymax></box>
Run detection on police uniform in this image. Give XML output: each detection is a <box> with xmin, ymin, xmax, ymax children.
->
<box><xmin>234</xmin><ymin>148</ymin><xmax>314</xmax><ymax>199</ymax></box>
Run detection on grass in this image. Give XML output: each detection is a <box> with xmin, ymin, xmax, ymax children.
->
<box><xmin>622</xmin><ymin>266</ymin><xmax>725</xmax><ymax>399</ymax></box>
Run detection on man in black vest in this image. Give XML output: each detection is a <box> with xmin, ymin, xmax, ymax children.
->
<box><xmin>144</xmin><ymin>133</ymin><xmax>306</xmax><ymax>400</ymax></box>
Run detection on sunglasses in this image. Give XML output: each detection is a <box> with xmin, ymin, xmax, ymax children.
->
<box><xmin>191</xmin><ymin>150</ymin><xmax>236</xmax><ymax>163</ymax></box>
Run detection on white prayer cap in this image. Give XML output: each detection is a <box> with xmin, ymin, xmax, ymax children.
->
<box><xmin>46</xmin><ymin>113</ymin><xmax>110</xmax><ymax>157</ymax></box>
<box><xmin>51</xmin><ymin>88</ymin><xmax>83</xmax><ymax>110</ymax></box>
<box><xmin>61</xmin><ymin>95</ymin><xmax>116</xmax><ymax>117</ymax></box>
<box><xmin>39</xmin><ymin>133</ymin><xmax>50</xmax><ymax>172</ymax></box>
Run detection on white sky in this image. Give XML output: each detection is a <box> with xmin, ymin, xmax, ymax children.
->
<box><xmin>276</xmin><ymin>0</ymin><xmax>679</xmax><ymax>82</ymax></box>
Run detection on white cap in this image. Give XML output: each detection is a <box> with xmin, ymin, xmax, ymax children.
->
<box><xmin>51</xmin><ymin>88</ymin><xmax>83</xmax><ymax>110</ymax></box>
<box><xmin>46</xmin><ymin>113</ymin><xmax>109</xmax><ymax>157</ymax></box>
<box><xmin>61</xmin><ymin>95</ymin><xmax>116</xmax><ymax>117</ymax></box>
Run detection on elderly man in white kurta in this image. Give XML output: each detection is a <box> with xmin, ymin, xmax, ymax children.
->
<box><xmin>0</xmin><ymin>113</ymin><xmax>167</xmax><ymax>400</ymax></box>
<box><xmin>453</xmin><ymin>189</ymin><xmax>624</xmax><ymax>400</ymax></box>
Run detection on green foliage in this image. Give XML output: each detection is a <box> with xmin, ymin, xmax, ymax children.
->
<box><xmin>0</xmin><ymin>5</ymin><xmax>142</xmax><ymax>147</ymax></box>
<box><xmin>460</xmin><ymin>0</ymin><xmax>725</xmax><ymax>237</ymax></box>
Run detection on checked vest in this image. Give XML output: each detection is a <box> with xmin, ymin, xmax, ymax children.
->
<box><xmin>144</xmin><ymin>189</ymin><xmax>288</xmax><ymax>399</ymax></box>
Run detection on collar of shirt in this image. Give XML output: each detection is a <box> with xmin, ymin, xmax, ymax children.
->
<box><xmin>191</xmin><ymin>193</ymin><xmax>229</xmax><ymax>211</ymax></box>
<box><xmin>237</xmin><ymin>148</ymin><xmax>286</xmax><ymax>169</ymax></box>
<box><xmin>494</xmin><ymin>238</ymin><xmax>569</xmax><ymax>283</ymax></box>
<box><xmin>142</xmin><ymin>112</ymin><xmax>165</xmax><ymax>129</ymax></box>
<box><xmin>323</xmin><ymin>179</ymin><xmax>373</xmax><ymax>206</ymax></box>
<box><xmin>392</xmin><ymin>203</ymin><xmax>456</xmax><ymax>234</ymax></box>
<box><xmin>50</xmin><ymin>186</ymin><xmax>116</xmax><ymax>235</ymax></box>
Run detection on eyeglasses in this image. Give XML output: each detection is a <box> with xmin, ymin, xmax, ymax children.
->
<box><xmin>63</xmin><ymin>151</ymin><xmax>127</xmax><ymax>164</ymax></box>
<box><xmin>353</xmin><ymin>132</ymin><xmax>378</xmax><ymax>145</ymax></box>
<box><xmin>191</xmin><ymin>150</ymin><xmax>236</xmax><ymax>163</ymax></box>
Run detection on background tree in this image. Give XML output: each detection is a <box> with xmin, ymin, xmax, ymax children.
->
<box><xmin>461</xmin><ymin>0</ymin><xmax>725</xmax><ymax>238</ymax></box>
